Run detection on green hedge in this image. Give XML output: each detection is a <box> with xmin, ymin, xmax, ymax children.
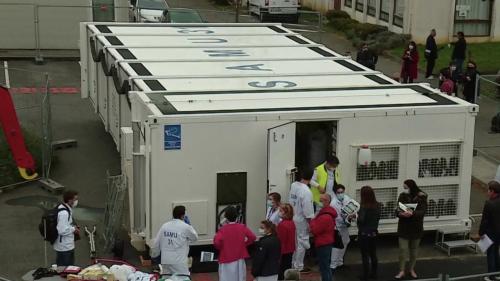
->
<box><xmin>325</xmin><ymin>9</ymin><xmax>410</xmax><ymax>53</ymax></box>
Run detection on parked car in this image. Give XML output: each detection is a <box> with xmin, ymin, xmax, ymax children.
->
<box><xmin>248</xmin><ymin>0</ymin><xmax>300</xmax><ymax>23</ymax></box>
<box><xmin>160</xmin><ymin>8</ymin><xmax>205</xmax><ymax>23</ymax></box>
<box><xmin>130</xmin><ymin>0</ymin><xmax>169</xmax><ymax>22</ymax></box>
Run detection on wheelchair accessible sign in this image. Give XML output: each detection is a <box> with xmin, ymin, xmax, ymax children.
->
<box><xmin>164</xmin><ymin>125</ymin><xmax>181</xmax><ymax>150</ymax></box>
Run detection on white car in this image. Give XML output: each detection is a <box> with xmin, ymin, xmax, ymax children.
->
<box><xmin>248</xmin><ymin>0</ymin><xmax>300</xmax><ymax>23</ymax></box>
<box><xmin>130</xmin><ymin>0</ymin><xmax>169</xmax><ymax>22</ymax></box>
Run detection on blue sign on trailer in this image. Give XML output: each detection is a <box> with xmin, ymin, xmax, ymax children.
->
<box><xmin>164</xmin><ymin>125</ymin><xmax>181</xmax><ymax>150</ymax></box>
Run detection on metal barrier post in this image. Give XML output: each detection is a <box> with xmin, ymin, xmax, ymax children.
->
<box><xmin>34</xmin><ymin>4</ymin><xmax>43</xmax><ymax>65</ymax></box>
<box><xmin>474</xmin><ymin>73</ymin><xmax>480</xmax><ymax>104</ymax></box>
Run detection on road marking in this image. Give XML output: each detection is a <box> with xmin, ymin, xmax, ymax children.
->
<box><xmin>3</xmin><ymin>61</ymin><xmax>10</xmax><ymax>88</ymax></box>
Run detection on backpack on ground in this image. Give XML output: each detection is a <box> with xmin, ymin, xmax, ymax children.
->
<box><xmin>491</xmin><ymin>112</ymin><xmax>500</xmax><ymax>133</ymax></box>
<box><xmin>38</xmin><ymin>204</ymin><xmax>70</xmax><ymax>244</ymax></box>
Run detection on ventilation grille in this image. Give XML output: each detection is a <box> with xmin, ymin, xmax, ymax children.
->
<box><xmin>419</xmin><ymin>144</ymin><xmax>461</xmax><ymax>178</ymax></box>
<box><xmin>357</xmin><ymin>147</ymin><xmax>399</xmax><ymax>181</ymax></box>
<box><xmin>356</xmin><ymin>187</ymin><xmax>398</xmax><ymax>220</ymax></box>
<box><xmin>420</xmin><ymin>184</ymin><xmax>459</xmax><ymax>217</ymax></box>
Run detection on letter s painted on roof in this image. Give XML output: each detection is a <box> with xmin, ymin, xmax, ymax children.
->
<box><xmin>248</xmin><ymin>81</ymin><xmax>297</xmax><ymax>88</ymax></box>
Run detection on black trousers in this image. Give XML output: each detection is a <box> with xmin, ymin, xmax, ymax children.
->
<box><xmin>279</xmin><ymin>253</ymin><xmax>293</xmax><ymax>280</ymax></box>
<box><xmin>359</xmin><ymin>235</ymin><xmax>378</xmax><ymax>278</ymax></box>
<box><xmin>426</xmin><ymin>58</ymin><xmax>436</xmax><ymax>77</ymax></box>
<box><xmin>56</xmin><ymin>250</ymin><xmax>75</xmax><ymax>266</ymax></box>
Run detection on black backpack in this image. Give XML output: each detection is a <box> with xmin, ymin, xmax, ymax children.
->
<box><xmin>491</xmin><ymin>112</ymin><xmax>500</xmax><ymax>133</ymax></box>
<box><xmin>39</xmin><ymin>204</ymin><xmax>70</xmax><ymax>244</ymax></box>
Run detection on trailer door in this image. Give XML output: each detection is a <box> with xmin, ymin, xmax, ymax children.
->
<box><xmin>267</xmin><ymin>122</ymin><xmax>296</xmax><ymax>201</ymax></box>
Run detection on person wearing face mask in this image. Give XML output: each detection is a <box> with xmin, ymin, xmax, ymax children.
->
<box><xmin>462</xmin><ymin>61</ymin><xmax>479</xmax><ymax>103</ymax></box>
<box><xmin>276</xmin><ymin>203</ymin><xmax>296</xmax><ymax>280</ymax></box>
<box><xmin>356</xmin><ymin>43</ymin><xmax>378</xmax><ymax>70</ymax></box>
<box><xmin>54</xmin><ymin>190</ymin><xmax>80</xmax><ymax>266</ymax></box>
<box><xmin>394</xmin><ymin>179</ymin><xmax>428</xmax><ymax>280</ymax></box>
<box><xmin>311</xmin><ymin>155</ymin><xmax>341</xmax><ymax>211</ymax></box>
<box><xmin>400</xmin><ymin>41</ymin><xmax>419</xmax><ymax>84</ymax></box>
<box><xmin>479</xmin><ymin>181</ymin><xmax>500</xmax><ymax>281</ymax></box>
<box><xmin>251</xmin><ymin>221</ymin><xmax>281</xmax><ymax>281</ymax></box>
<box><xmin>266</xmin><ymin>192</ymin><xmax>281</xmax><ymax>225</ymax></box>
<box><xmin>330</xmin><ymin>184</ymin><xmax>353</xmax><ymax>272</ymax></box>
<box><xmin>310</xmin><ymin>194</ymin><xmax>337</xmax><ymax>281</ymax></box>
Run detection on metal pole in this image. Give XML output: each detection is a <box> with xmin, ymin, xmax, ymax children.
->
<box><xmin>235</xmin><ymin>0</ymin><xmax>240</xmax><ymax>23</ymax></box>
<box><xmin>34</xmin><ymin>4</ymin><xmax>43</xmax><ymax>64</ymax></box>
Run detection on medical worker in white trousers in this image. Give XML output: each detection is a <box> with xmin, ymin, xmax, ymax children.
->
<box><xmin>330</xmin><ymin>184</ymin><xmax>353</xmax><ymax>271</ymax></box>
<box><xmin>289</xmin><ymin>169</ymin><xmax>315</xmax><ymax>273</ymax></box>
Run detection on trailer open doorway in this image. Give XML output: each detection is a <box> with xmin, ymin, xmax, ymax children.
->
<box><xmin>267</xmin><ymin>121</ymin><xmax>337</xmax><ymax>200</ymax></box>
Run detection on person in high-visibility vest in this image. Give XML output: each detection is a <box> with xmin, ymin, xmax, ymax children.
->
<box><xmin>310</xmin><ymin>155</ymin><xmax>341</xmax><ymax>208</ymax></box>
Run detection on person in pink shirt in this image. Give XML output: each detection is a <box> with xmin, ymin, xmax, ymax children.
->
<box><xmin>214</xmin><ymin>206</ymin><xmax>256</xmax><ymax>281</ymax></box>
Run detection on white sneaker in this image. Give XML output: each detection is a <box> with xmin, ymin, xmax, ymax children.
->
<box><xmin>484</xmin><ymin>276</ymin><xmax>494</xmax><ymax>281</ymax></box>
<box><xmin>426</xmin><ymin>75</ymin><xmax>435</xmax><ymax>80</ymax></box>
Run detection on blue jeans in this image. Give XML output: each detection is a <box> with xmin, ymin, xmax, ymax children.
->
<box><xmin>316</xmin><ymin>245</ymin><xmax>333</xmax><ymax>281</ymax></box>
<box><xmin>487</xmin><ymin>242</ymin><xmax>500</xmax><ymax>273</ymax></box>
<box><xmin>56</xmin><ymin>250</ymin><xmax>75</xmax><ymax>266</ymax></box>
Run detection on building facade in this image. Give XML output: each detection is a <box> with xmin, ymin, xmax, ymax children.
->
<box><xmin>306</xmin><ymin>0</ymin><xmax>499</xmax><ymax>44</ymax></box>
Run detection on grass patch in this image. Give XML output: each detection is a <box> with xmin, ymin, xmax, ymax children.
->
<box><xmin>389</xmin><ymin>42</ymin><xmax>500</xmax><ymax>74</ymax></box>
<box><xmin>0</xmin><ymin>129</ymin><xmax>43</xmax><ymax>186</ymax></box>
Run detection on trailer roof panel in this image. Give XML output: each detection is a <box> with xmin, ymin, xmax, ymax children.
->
<box><xmin>133</xmin><ymin>74</ymin><xmax>394</xmax><ymax>92</ymax></box>
<box><xmin>145</xmin><ymin>85</ymin><xmax>457</xmax><ymax>115</ymax></box>
<box><xmin>88</xmin><ymin>24</ymin><xmax>292</xmax><ymax>36</ymax></box>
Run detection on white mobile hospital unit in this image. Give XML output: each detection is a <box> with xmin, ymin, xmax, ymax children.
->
<box><xmin>80</xmin><ymin>23</ymin><xmax>478</xmax><ymax>251</ymax></box>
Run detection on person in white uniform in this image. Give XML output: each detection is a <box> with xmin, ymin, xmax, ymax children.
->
<box><xmin>151</xmin><ymin>205</ymin><xmax>198</xmax><ymax>276</ymax></box>
<box><xmin>54</xmin><ymin>190</ymin><xmax>80</xmax><ymax>266</ymax></box>
<box><xmin>266</xmin><ymin>192</ymin><xmax>281</xmax><ymax>225</ymax></box>
<box><xmin>330</xmin><ymin>184</ymin><xmax>354</xmax><ymax>271</ymax></box>
<box><xmin>289</xmin><ymin>169</ymin><xmax>315</xmax><ymax>273</ymax></box>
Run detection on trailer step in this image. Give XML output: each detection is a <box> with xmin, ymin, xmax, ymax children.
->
<box><xmin>39</xmin><ymin>178</ymin><xmax>64</xmax><ymax>193</ymax></box>
<box><xmin>52</xmin><ymin>139</ymin><xmax>78</xmax><ymax>150</ymax></box>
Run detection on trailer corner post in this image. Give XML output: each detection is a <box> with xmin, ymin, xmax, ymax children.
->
<box><xmin>132</xmin><ymin>121</ymin><xmax>145</xmax><ymax>232</ymax></box>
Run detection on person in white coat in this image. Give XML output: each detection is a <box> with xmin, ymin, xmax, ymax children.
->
<box><xmin>330</xmin><ymin>184</ymin><xmax>353</xmax><ymax>272</ymax></box>
<box><xmin>289</xmin><ymin>169</ymin><xmax>315</xmax><ymax>273</ymax></box>
<box><xmin>151</xmin><ymin>205</ymin><xmax>198</xmax><ymax>276</ymax></box>
<box><xmin>54</xmin><ymin>190</ymin><xmax>80</xmax><ymax>266</ymax></box>
<box><xmin>266</xmin><ymin>192</ymin><xmax>281</xmax><ymax>225</ymax></box>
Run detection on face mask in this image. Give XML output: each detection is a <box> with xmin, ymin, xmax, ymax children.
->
<box><xmin>72</xmin><ymin>200</ymin><xmax>78</xmax><ymax>208</ymax></box>
<box><xmin>451</xmin><ymin>66</ymin><xmax>457</xmax><ymax>71</ymax></box>
<box><xmin>362</xmin><ymin>47</ymin><xmax>368</xmax><ymax>51</ymax></box>
<box><xmin>409</xmin><ymin>45</ymin><xmax>414</xmax><ymax>50</ymax></box>
<box><xmin>317</xmin><ymin>202</ymin><xmax>324</xmax><ymax>209</ymax></box>
<box><xmin>258</xmin><ymin>228</ymin><xmax>266</xmax><ymax>235</ymax></box>
<box><xmin>267</xmin><ymin>200</ymin><xmax>273</xmax><ymax>208</ymax></box>
<box><xmin>337</xmin><ymin>194</ymin><xmax>345</xmax><ymax>201</ymax></box>
<box><xmin>403</xmin><ymin>189</ymin><xmax>410</xmax><ymax>194</ymax></box>
<box><xmin>279</xmin><ymin>212</ymin><xmax>285</xmax><ymax>218</ymax></box>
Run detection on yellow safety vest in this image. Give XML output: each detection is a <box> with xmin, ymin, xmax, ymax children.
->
<box><xmin>312</xmin><ymin>163</ymin><xmax>342</xmax><ymax>203</ymax></box>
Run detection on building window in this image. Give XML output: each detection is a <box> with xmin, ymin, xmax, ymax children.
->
<box><xmin>379</xmin><ymin>0</ymin><xmax>390</xmax><ymax>22</ymax></box>
<box><xmin>356</xmin><ymin>0</ymin><xmax>364</xmax><ymax>12</ymax></box>
<box><xmin>345</xmin><ymin>0</ymin><xmax>352</xmax><ymax>8</ymax></box>
<box><xmin>454</xmin><ymin>0</ymin><xmax>493</xmax><ymax>37</ymax></box>
<box><xmin>367</xmin><ymin>0</ymin><xmax>376</xmax><ymax>16</ymax></box>
<box><xmin>393</xmin><ymin>0</ymin><xmax>404</xmax><ymax>27</ymax></box>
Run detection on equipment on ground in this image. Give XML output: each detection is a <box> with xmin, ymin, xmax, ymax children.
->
<box><xmin>85</xmin><ymin>226</ymin><xmax>97</xmax><ymax>261</ymax></box>
<box><xmin>0</xmin><ymin>86</ymin><xmax>38</xmax><ymax>180</ymax></box>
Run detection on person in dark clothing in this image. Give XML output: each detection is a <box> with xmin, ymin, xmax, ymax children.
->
<box><xmin>310</xmin><ymin>194</ymin><xmax>337</xmax><ymax>281</ymax></box>
<box><xmin>439</xmin><ymin>62</ymin><xmax>459</xmax><ymax>93</ymax></box>
<box><xmin>462</xmin><ymin>61</ymin><xmax>479</xmax><ymax>103</ymax></box>
<box><xmin>277</xmin><ymin>203</ymin><xmax>296</xmax><ymax>280</ymax></box>
<box><xmin>479</xmin><ymin>181</ymin><xmax>500</xmax><ymax>281</ymax></box>
<box><xmin>252</xmin><ymin>220</ymin><xmax>281</xmax><ymax>281</ymax></box>
<box><xmin>425</xmin><ymin>29</ymin><xmax>438</xmax><ymax>79</ymax></box>
<box><xmin>452</xmin><ymin>32</ymin><xmax>467</xmax><ymax>74</ymax></box>
<box><xmin>394</xmin><ymin>179</ymin><xmax>427</xmax><ymax>280</ymax></box>
<box><xmin>356</xmin><ymin>43</ymin><xmax>378</xmax><ymax>70</ymax></box>
<box><xmin>400</xmin><ymin>41</ymin><xmax>419</xmax><ymax>84</ymax></box>
<box><xmin>357</xmin><ymin>186</ymin><xmax>381</xmax><ymax>281</ymax></box>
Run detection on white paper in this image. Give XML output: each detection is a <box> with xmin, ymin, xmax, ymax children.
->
<box><xmin>342</xmin><ymin>199</ymin><xmax>360</xmax><ymax>215</ymax></box>
<box><xmin>399</xmin><ymin>202</ymin><xmax>417</xmax><ymax>212</ymax></box>
<box><xmin>200</xmin><ymin>251</ymin><xmax>215</xmax><ymax>262</ymax></box>
<box><xmin>478</xmin><ymin>235</ymin><xmax>494</xmax><ymax>253</ymax></box>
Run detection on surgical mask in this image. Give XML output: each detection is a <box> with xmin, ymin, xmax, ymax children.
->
<box><xmin>403</xmin><ymin>189</ymin><xmax>410</xmax><ymax>194</ymax></box>
<box><xmin>279</xmin><ymin>212</ymin><xmax>285</xmax><ymax>218</ymax></box>
<box><xmin>317</xmin><ymin>202</ymin><xmax>324</xmax><ymax>209</ymax></box>
<box><xmin>337</xmin><ymin>194</ymin><xmax>345</xmax><ymax>201</ymax></box>
<box><xmin>362</xmin><ymin>47</ymin><xmax>368</xmax><ymax>51</ymax></box>
<box><xmin>451</xmin><ymin>66</ymin><xmax>457</xmax><ymax>71</ymax></box>
<box><xmin>72</xmin><ymin>200</ymin><xmax>78</xmax><ymax>208</ymax></box>
<box><xmin>267</xmin><ymin>200</ymin><xmax>273</xmax><ymax>209</ymax></box>
<box><xmin>409</xmin><ymin>45</ymin><xmax>414</xmax><ymax>50</ymax></box>
<box><xmin>258</xmin><ymin>228</ymin><xmax>266</xmax><ymax>235</ymax></box>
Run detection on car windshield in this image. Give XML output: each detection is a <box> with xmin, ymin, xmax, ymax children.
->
<box><xmin>168</xmin><ymin>10</ymin><xmax>203</xmax><ymax>23</ymax></box>
<box><xmin>138</xmin><ymin>0</ymin><xmax>167</xmax><ymax>10</ymax></box>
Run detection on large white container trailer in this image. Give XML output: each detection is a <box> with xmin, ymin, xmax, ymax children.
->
<box><xmin>80</xmin><ymin>23</ymin><xmax>478</xmax><ymax>253</ymax></box>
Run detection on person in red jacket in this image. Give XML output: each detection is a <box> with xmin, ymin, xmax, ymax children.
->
<box><xmin>310</xmin><ymin>194</ymin><xmax>337</xmax><ymax>281</ymax></box>
<box><xmin>400</xmin><ymin>41</ymin><xmax>419</xmax><ymax>83</ymax></box>
<box><xmin>277</xmin><ymin>203</ymin><xmax>296</xmax><ymax>280</ymax></box>
<box><xmin>214</xmin><ymin>206</ymin><xmax>256</xmax><ymax>281</ymax></box>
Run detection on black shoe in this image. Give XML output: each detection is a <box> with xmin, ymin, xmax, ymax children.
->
<box><xmin>369</xmin><ymin>273</ymin><xmax>378</xmax><ymax>279</ymax></box>
<box><xmin>358</xmin><ymin>275</ymin><xmax>369</xmax><ymax>281</ymax></box>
